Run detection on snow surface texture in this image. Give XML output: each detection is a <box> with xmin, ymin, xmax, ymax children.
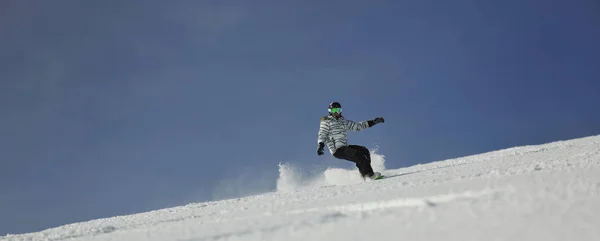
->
<box><xmin>3</xmin><ymin>135</ymin><xmax>600</xmax><ymax>241</ymax></box>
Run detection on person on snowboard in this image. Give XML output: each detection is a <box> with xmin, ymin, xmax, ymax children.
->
<box><xmin>317</xmin><ymin>101</ymin><xmax>385</xmax><ymax>180</ymax></box>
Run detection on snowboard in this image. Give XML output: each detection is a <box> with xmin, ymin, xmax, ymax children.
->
<box><xmin>368</xmin><ymin>173</ymin><xmax>385</xmax><ymax>180</ymax></box>
<box><xmin>374</xmin><ymin>175</ymin><xmax>385</xmax><ymax>180</ymax></box>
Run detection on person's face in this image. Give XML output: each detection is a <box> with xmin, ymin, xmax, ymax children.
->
<box><xmin>330</xmin><ymin>107</ymin><xmax>342</xmax><ymax>118</ymax></box>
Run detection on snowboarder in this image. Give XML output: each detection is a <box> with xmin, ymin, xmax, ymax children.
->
<box><xmin>317</xmin><ymin>101</ymin><xmax>385</xmax><ymax>180</ymax></box>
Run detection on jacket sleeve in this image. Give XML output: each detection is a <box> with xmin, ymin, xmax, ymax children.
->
<box><xmin>317</xmin><ymin>118</ymin><xmax>330</xmax><ymax>144</ymax></box>
<box><xmin>344</xmin><ymin>119</ymin><xmax>370</xmax><ymax>131</ymax></box>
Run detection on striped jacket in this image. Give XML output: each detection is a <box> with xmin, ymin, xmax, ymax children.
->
<box><xmin>317</xmin><ymin>115</ymin><xmax>371</xmax><ymax>155</ymax></box>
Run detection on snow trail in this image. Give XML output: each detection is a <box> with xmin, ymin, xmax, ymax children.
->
<box><xmin>276</xmin><ymin>148</ymin><xmax>387</xmax><ymax>191</ymax></box>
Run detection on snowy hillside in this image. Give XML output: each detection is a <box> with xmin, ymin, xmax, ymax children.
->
<box><xmin>3</xmin><ymin>135</ymin><xmax>600</xmax><ymax>241</ymax></box>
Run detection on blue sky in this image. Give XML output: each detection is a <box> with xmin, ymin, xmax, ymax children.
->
<box><xmin>1</xmin><ymin>0</ymin><xmax>599</xmax><ymax>235</ymax></box>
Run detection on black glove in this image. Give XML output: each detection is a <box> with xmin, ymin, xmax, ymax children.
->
<box><xmin>368</xmin><ymin>117</ymin><xmax>385</xmax><ymax>127</ymax></box>
<box><xmin>317</xmin><ymin>142</ymin><xmax>325</xmax><ymax>156</ymax></box>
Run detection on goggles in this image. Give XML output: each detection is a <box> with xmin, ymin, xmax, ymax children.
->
<box><xmin>329</xmin><ymin>107</ymin><xmax>342</xmax><ymax>114</ymax></box>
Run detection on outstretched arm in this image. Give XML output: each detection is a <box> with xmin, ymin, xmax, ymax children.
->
<box><xmin>345</xmin><ymin>117</ymin><xmax>385</xmax><ymax>131</ymax></box>
<box><xmin>344</xmin><ymin>119</ymin><xmax>370</xmax><ymax>131</ymax></box>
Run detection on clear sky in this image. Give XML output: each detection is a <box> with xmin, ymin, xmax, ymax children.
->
<box><xmin>1</xmin><ymin>0</ymin><xmax>599</xmax><ymax>235</ymax></box>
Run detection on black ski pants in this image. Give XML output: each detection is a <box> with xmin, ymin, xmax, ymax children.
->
<box><xmin>333</xmin><ymin>145</ymin><xmax>375</xmax><ymax>177</ymax></box>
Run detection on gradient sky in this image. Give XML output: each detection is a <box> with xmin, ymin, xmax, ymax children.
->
<box><xmin>1</xmin><ymin>0</ymin><xmax>599</xmax><ymax>235</ymax></box>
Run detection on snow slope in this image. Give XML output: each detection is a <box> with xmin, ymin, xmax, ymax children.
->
<box><xmin>3</xmin><ymin>135</ymin><xmax>600</xmax><ymax>241</ymax></box>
